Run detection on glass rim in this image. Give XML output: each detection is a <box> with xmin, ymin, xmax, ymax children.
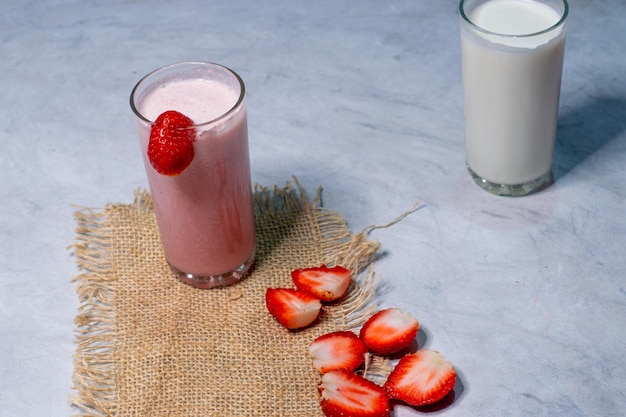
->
<box><xmin>459</xmin><ymin>0</ymin><xmax>569</xmax><ymax>39</ymax></box>
<box><xmin>129</xmin><ymin>61</ymin><xmax>246</xmax><ymax>129</ymax></box>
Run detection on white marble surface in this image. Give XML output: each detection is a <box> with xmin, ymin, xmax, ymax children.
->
<box><xmin>1</xmin><ymin>0</ymin><xmax>625</xmax><ymax>416</ymax></box>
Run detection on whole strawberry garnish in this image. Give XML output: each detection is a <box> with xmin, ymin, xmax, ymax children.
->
<box><xmin>383</xmin><ymin>349</ymin><xmax>456</xmax><ymax>407</ymax></box>
<box><xmin>309</xmin><ymin>331</ymin><xmax>367</xmax><ymax>374</ymax></box>
<box><xmin>291</xmin><ymin>264</ymin><xmax>351</xmax><ymax>302</ymax></box>
<box><xmin>319</xmin><ymin>370</ymin><xmax>390</xmax><ymax>417</ymax></box>
<box><xmin>359</xmin><ymin>308</ymin><xmax>419</xmax><ymax>356</ymax></box>
<box><xmin>147</xmin><ymin>110</ymin><xmax>195</xmax><ymax>176</ymax></box>
<box><xmin>265</xmin><ymin>288</ymin><xmax>322</xmax><ymax>330</ymax></box>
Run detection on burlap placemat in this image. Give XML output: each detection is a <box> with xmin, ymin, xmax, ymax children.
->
<box><xmin>70</xmin><ymin>180</ymin><xmax>393</xmax><ymax>417</ymax></box>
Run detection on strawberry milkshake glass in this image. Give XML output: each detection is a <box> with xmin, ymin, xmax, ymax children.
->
<box><xmin>130</xmin><ymin>62</ymin><xmax>255</xmax><ymax>288</ymax></box>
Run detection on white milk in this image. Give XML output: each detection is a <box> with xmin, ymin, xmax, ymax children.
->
<box><xmin>460</xmin><ymin>0</ymin><xmax>567</xmax><ymax>189</ymax></box>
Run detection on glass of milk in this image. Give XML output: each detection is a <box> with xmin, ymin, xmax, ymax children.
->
<box><xmin>131</xmin><ymin>62</ymin><xmax>256</xmax><ymax>288</ymax></box>
<box><xmin>459</xmin><ymin>0</ymin><xmax>568</xmax><ymax>196</ymax></box>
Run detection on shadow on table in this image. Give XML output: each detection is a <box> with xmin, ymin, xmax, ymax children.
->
<box><xmin>553</xmin><ymin>96</ymin><xmax>626</xmax><ymax>180</ymax></box>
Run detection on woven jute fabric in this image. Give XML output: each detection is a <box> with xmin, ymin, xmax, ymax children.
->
<box><xmin>71</xmin><ymin>181</ymin><xmax>391</xmax><ymax>417</ymax></box>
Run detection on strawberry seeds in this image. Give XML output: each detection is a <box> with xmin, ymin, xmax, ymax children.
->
<box><xmin>265</xmin><ymin>263</ymin><xmax>458</xmax><ymax>417</ymax></box>
<box><xmin>147</xmin><ymin>110</ymin><xmax>196</xmax><ymax>176</ymax></box>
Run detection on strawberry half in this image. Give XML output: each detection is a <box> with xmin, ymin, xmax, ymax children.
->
<box><xmin>148</xmin><ymin>110</ymin><xmax>195</xmax><ymax>176</ymax></box>
<box><xmin>309</xmin><ymin>331</ymin><xmax>367</xmax><ymax>374</ymax></box>
<box><xmin>265</xmin><ymin>288</ymin><xmax>322</xmax><ymax>329</ymax></box>
<box><xmin>291</xmin><ymin>264</ymin><xmax>351</xmax><ymax>302</ymax></box>
<box><xmin>384</xmin><ymin>349</ymin><xmax>456</xmax><ymax>407</ymax></box>
<box><xmin>319</xmin><ymin>370</ymin><xmax>390</xmax><ymax>417</ymax></box>
<box><xmin>359</xmin><ymin>308</ymin><xmax>419</xmax><ymax>356</ymax></box>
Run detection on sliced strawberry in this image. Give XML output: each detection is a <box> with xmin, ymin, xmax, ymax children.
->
<box><xmin>359</xmin><ymin>308</ymin><xmax>419</xmax><ymax>355</ymax></box>
<box><xmin>291</xmin><ymin>264</ymin><xmax>351</xmax><ymax>302</ymax></box>
<box><xmin>148</xmin><ymin>110</ymin><xmax>195</xmax><ymax>176</ymax></box>
<box><xmin>265</xmin><ymin>288</ymin><xmax>322</xmax><ymax>329</ymax></box>
<box><xmin>384</xmin><ymin>349</ymin><xmax>456</xmax><ymax>407</ymax></box>
<box><xmin>319</xmin><ymin>370</ymin><xmax>390</xmax><ymax>417</ymax></box>
<box><xmin>309</xmin><ymin>331</ymin><xmax>367</xmax><ymax>374</ymax></box>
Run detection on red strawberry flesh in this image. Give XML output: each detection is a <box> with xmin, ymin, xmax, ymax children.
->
<box><xmin>309</xmin><ymin>331</ymin><xmax>367</xmax><ymax>374</ymax></box>
<box><xmin>359</xmin><ymin>308</ymin><xmax>420</xmax><ymax>355</ymax></box>
<box><xmin>265</xmin><ymin>288</ymin><xmax>322</xmax><ymax>330</ymax></box>
<box><xmin>148</xmin><ymin>110</ymin><xmax>196</xmax><ymax>176</ymax></box>
<box><xmin>384</xmin><ymin>349</ymin><xmax>456</xmax><ymax>407</ymax></box>
<box><xmin>319</xmin><ymin>370</ymin><xmax>390</xmax><ymax>417</ymax></box>
<box><xmin>291</xmin><ymin>264</ymin><xmax>351</xmax><ymax>302</ymax></box>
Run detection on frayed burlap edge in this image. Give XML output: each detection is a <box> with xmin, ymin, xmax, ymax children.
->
<box><xmin>69</xmin><ymin>179</ymin><xmax>395</xmax><ymax>417</ymax></box>
<box><xmin>70</xmin><ymin>205</ymin><xmax>116</xmax><ymax>417</ymax></box>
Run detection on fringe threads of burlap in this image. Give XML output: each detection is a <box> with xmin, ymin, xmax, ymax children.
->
<box><xmin>70</xmin><ymin>180</ymin><xmax>396</xmax><ymax>417</ymax></box>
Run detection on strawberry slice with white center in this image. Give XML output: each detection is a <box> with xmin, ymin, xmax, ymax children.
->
<box><xmin>291</xmin><ymin>264</ymin><xmax>351</xmax><ymax>302</ymax></box>
<box><xmin>384</xmin><ymin>349</ymin><xmax>456</xmax><ymax>407</ymax></box>
<box><xmin>309</xmin><ymin>331</ymin><xmax>368</xmax><ymax>374</ymax></box>
<box><xmin>319</xmin><ymin>370</ymin><xmax>391</xmax><ymax>417</ymax></box>
<box><xmin>359</xmin><ymin>308</ymin><xmax>419</xmax><ymax>355</ymax></box>
<box><xmin>265</xmin><ymin>288</ymin><xmax>322</xmax><ymax>329</ymax></box>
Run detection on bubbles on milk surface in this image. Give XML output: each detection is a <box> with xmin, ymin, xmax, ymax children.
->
<box><xmin>142</xmin><ymin>78</ymin><xmax>240</xmax><ymax>125</ymax></box>
<box><xmin>467</xmin><ymin>0</ymin><xmax>566</xmax><ymax>49</ymax></box>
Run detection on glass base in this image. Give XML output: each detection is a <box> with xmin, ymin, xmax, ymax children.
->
<box><xmin>467</xmin><ymin>166</ymin><xmax>553</xmax><ymax>197</ymax></box>
<box><xmin>170</xmin><ymin>250</ymin><xmax>255</xmax><ymax>289</ymax></box>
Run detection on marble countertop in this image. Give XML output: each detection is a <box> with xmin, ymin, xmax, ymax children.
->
<box><xmin>1</xmin><ymin>0</ymin><xmax>624</xmax><ymax>416</ymax></box>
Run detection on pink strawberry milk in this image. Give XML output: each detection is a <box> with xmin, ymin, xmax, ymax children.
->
<box><xmin>130</xmin><ymin>62</ymin><xmax>255</xmax><ymax>288</ymax></box>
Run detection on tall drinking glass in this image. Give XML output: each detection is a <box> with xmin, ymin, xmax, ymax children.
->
<box><xmin>130</xmin><ymin>62</ymin><xmax>255</xmax><ymax>288</ymax></box>
<box><xmin>460</xmin><ymin>0</ymin><xmax>568</xmax><ymax>196</ymax></box>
